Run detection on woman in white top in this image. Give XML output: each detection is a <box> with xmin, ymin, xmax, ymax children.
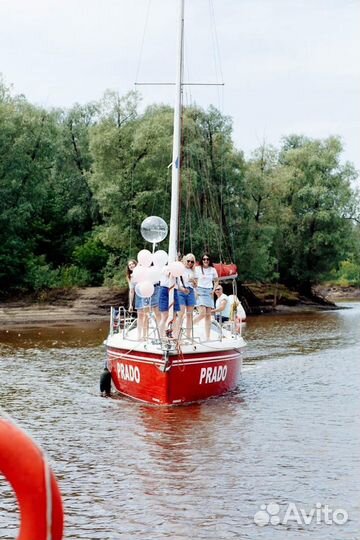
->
<box><xmin>193</xmin><ymin>253</ymin><xmax>218</xmax><ymax>340</ymax></box>
<box><xmin>126</xmin><ymin>259</ymin><xmax>149</xmax><ymax>340</ymax></box>
<box><xmin>158</xmin><ymin>266</ymin><xmax>181</xmax><ymax>338</ymax></box>
<box><xmin>177</xmin><ymin>253</ymin><xmax>197</xmax><ymax>338</ymax></box>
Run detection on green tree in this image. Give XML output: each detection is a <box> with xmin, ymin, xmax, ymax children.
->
<box><xmin>44</xmin><ymin>103</ymin><xmax>100</xmax><ymax>267</ymax></box>
<box><xmin>0</xmin><ymin>85</ymin><xmax>59</xmax><ymax>292</ymax></box>
<box><xmin>180</xmin><ymin>105</ymin><xmax>246</xmax><ymax>261</ymax></box>
<box><xmin>278</xmin><ymin>135</ymin><xmax>357</xmax><ymax>291</ymax></box>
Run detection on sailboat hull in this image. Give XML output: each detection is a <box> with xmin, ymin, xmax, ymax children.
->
<box><xmin>107</xmin><ymin>345</ymin><xmax>243</xmax><ymax>405</ymax></box>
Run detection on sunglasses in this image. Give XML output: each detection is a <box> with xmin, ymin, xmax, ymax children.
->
<box><xmin>202</xmin><ymin>257</ymin><xmax>209</xmax><ymax>261</ymax></box>
<box><xmin>187</xmin><ymin>260</ymin><xmax>195</xmax><ymax>264</ymax></box>
<box><xmin>215</xmin><ymin>288</ymin><xmax>222</xmax><ymax>292</ymax></box>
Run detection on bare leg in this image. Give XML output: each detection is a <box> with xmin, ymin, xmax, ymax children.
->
<box><xmin>137</xmin><ymin>309</ymin><xmax>144</xmax><ymax>340</ymax></box>
<box><xmin>204</xmin><ymin>307</ymin><xmax>212</xmax><ymax>340</ymax></box>
<box><xmin>158</xmin><ymin>311</ymin><xmax>169</xmax><ymax>338</ymax></box>
<box><xmin>173</xmin><ymin>313</ymin><xmax>183</xmax><ymax>339</ymax></box>
<box><xmin>137</xmin><ymin>308</ymin><xmax>149</xmax><ymax>340</ymax></box>
<box><xmin>185</xmin><ymin>307</ymin><xmax>194</xmax><ymax>338</ymax></box>
<box><xmin>193</xmin><ymin>305</ymin><xmax>206</xmax><ymax>325</ymax></box>
<box><xmin>177</xmin><ymin>306</ymin><xmax>186</xmax><ymax>336</ymax></box>
<box><xmin>152</xmin><ymin>306</ymin><xmax>161</xmax><ymax>326</ymax></box>
<box><xmin>143</xmin><ymin>308</ymin><xmax>149</xmax><ymax>339</ymax></box>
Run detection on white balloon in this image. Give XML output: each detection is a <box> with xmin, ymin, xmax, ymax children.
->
<box><xmin>137</xmin><ymin>249</ymin><xmax>153</xmax><ymax>267</ymax></box>
<box><xmin>153</xmin><ymin>250</ymin><xmax>168</xmax><ymax>268</ymax></box>
<box><xmin>148</xmin><ymin>267</ymin><xmax>162</xmax><ymax>284</ymax></box>
<box><xmin>132</xmin><ymin>265</ymin><xmax>148</xmax><ymax>283</ymax></box>
<box><xmin>168</xmin><ymin>261</ymin><xmax>185</xmax><ymax>277</ymax></box>
<box><xmin>136</xmin><ymin>281</ymin><xmax>154</xmax><ymax>298</ymax></box>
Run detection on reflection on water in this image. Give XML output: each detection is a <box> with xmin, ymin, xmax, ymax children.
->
<box><xmin>1</xmin><ymin>304</ymin><xmax>359</xmax><ymax>539</ymax></box>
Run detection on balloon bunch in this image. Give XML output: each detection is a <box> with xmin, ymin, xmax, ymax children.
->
<box><xmin>133</xmin><ymin>249</ymin><xmax>185</xmax><ymax>298</ymax></box>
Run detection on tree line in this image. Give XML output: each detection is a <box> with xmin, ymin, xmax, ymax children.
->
<box><xmin>0</xmin><ymin>77</ymin><xmax>359</xmax><ymax>298</ymax></box>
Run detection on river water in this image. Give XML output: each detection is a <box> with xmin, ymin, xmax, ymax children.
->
<box><xmin>0</xmin><ymin>302</ymin><xmax>359</xmax><ymax>539</ymax></box>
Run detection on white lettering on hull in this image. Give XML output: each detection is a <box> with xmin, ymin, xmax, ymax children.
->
<box><xmin>117</xmin><ymin>363</ymin><xmax>140</xmax><ymax>383</ymax></box>
<box><xmin>199</xmin><ymin>365</ymin><xmax>227</xmax><ymax>384</ymax></box>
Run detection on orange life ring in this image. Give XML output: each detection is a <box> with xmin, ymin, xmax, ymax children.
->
<box><xmin>0</xmin><ymin>418</ymin><xmax>64</xmax><ymax>540</ymax></box>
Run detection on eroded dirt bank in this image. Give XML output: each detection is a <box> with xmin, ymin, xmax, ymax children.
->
<box><xmin>0</xmin><ymin>287</ymin><xmax>127</xmax><ymax>328</ymax></box>
<box><xmin>0</xmin><ymin>284</ymin><xmax>357</xmax><ymax>328</ymax></box>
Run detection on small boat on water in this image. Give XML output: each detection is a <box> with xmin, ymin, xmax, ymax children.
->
<box><xmin>103</xmin><ymin>0</ymin><xmax>246</xmax><ymax>405</ymax></box>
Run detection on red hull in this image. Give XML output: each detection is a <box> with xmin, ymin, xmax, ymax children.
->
<box><xmin>107</xmin><ymin>346</ymin><xmax>242</xmax><ymax>405</ymax></box>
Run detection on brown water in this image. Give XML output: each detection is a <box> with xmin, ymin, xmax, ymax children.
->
<box><xmin>0</xmin><ymin>303</ymin><xmax>359</xmax><ymax>539</ymax></box>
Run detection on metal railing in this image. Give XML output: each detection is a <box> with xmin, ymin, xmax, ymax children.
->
<box><xmin>109</xmin><ymin>306</ymin><xmax>242</xmax><ymax>344</ymax></box>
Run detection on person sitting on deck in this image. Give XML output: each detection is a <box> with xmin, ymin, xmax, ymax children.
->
<box><xmin>212</xmin><ymin>285</ymin><xmax>231</xmax><ymax>323</ymax></box>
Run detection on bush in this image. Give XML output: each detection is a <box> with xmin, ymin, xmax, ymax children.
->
<box><xmin>56</xmin><ymin>265</ymin><xmax>92</xmax><ymax>287</ymax></box>
<box><xmin>321</xmin><ymin>260</ymin><xmax>360</xmax><ymax>287</ymax></box>
<box><xmin>72</xmin><ymin>236</ymin><xmax>109</xmax><ymax>285</ymax></box>
<box><xmin>25</xmin><ymin>256</ymin><xmax>92</xmax><ymax>290</ymax></box>
<box><xmin>337</xmin><ymin>260</ymin><xmax>360</xmax><ymax>286</ymax></box>
<box><xmin>102</xmin><ymin>254</ymin><xmax>127</xmax><ymax>288</ymax></box>
<box><xmin>25</xmin><ymin>256</ymin><xmax>59</xmax><ymax>291</ymax></box>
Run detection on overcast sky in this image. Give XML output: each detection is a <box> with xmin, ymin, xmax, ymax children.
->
<box><xmin>1</xmin><ymin>0</ymin><xmax>359</xmax><ymax>174</ymax></box>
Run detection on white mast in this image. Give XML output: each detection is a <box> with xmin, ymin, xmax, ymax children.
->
<box><xmin>168</xmin><ymin>0</ymin><xmax>184</xmax><ymax>263</ymax></box>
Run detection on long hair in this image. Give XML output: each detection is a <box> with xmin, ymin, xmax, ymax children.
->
<box><xmin>126</xmin><ymin>259</ymin><xmax>137</xmax><ymax>283</ymax></box>
<box><xmin>182</xmin><ymin>253</ymin><xmax>196</xmax><ymax>266</ymax></box>
<box><xmin>200</xmin><ymin>253</ymin><xmax>214</xmax><ymax>273</ymax></box>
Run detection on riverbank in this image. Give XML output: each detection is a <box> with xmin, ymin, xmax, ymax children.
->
<box><xmin>0</xmin><ymin>283</ymin><xmax>356</xmax><ymax>328</ymax></box>
<box><xmin>0</xmin><ymin>287</ymin><xmax>127</xmax><ymax>328</ymax></box>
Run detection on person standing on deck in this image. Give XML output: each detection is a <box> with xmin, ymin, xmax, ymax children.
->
<box><xmin>158</xmin><ymin>266</ymin><xmax>181</xmax><ymax>338</ymax></box>
<box><xmin>177</xmin><ymin>253</ymin><xmax>197</xmax><ymax>338</ymax></box>
<box><xmin>127</xmin><ymin>259</ymin><xmax>150</xmax><ymax>340</ymax></box>
<box><xmin>193</xmin><ymin>253</ymin><xmax>218</xmax><ymax>340</ymax></box>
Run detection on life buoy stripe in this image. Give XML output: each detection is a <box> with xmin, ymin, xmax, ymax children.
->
<box><xmin>0</xmin><ymin>419</ymin><xmax>64</xmax><ymax>540</ymax></box>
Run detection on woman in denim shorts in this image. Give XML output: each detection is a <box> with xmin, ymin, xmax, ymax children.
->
<box><xmin>158</xmin><ymin>269</ymin><xmax>181</xmax><ymax>338</ymax></box>
<box><xmin>193</xmin><ymin>253</ymin><xmax>218</xmax><ymax>340</ymax></box>
<box><xmin>126</xmin><ymin>259</ymin><xmax>150</xmax><ymax>340</ymax></box>
<box><xmin>177</xmin><ymin>253</ymin><xmax>196</xmax><ymax>338</ymax></box>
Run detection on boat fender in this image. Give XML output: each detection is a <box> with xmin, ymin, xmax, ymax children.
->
<box><xmin>0</xmin><ymin>418</ymin><xmax>64</xmax><ymax>540</ymax></box>
<box><xmin>100</xmin><ymin>367</ymin><xmax>112</xmax><ymax>396</ymax></box>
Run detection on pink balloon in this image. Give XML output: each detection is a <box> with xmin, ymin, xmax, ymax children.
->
<box><xmin>168</xmin><ymin>261</ymin><xmax>185</xmax><ymax>277</ymax></box>
<box><xmin>136</xmin><ymin>281</ymin><xmax>154</xmax><ymax>298</ymax></box>
<box><xmin>137</xmin><ymin>249</ymin><xmax>153</xmax><ymax>267</ymax></box>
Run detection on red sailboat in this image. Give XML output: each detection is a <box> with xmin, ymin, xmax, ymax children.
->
<box><xmin>104</xmin><ymin>0</ymin><xmax>246</xmax><ymax>405</ymax></box>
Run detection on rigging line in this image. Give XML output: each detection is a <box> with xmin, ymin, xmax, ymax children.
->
<box><xmin>182</xmin><ymin>90</ymin><xmax>195</xmax><ymax>256</ymax></box>
<box><xmin>178</xmin><ymin>101</ymin><xmax>185</xmax><ymax>257</ymax></box>
<box><xmin>192</xmin><ymin>118</ymin><xmax>212</xmax><ymax>252</ymax></box>
<box><xmin>183</xmin><ymin>142</ymin><xmax>195</xmax><ymax>255</ymax></box>
<box><xmin>134</xmin><ymin>0</ymin><xmax>152</xmax><ymax>85</ymax></box>
<box><xmin>208</xmin><ymin>0</ymin><xmax>225</xmax><ymax>107</ymax></box>
<box><xmin>129</xmin><ymin>137</ymin><xmax>135</xmax><ymax>258</ymax></box>
<box><xmin>209</xmin><ymin>0</ymin><xmax>227</xmax><ymax>260</ymax></box>
<box><xmin>135</xmin><ymin>82</ymin><xmax>224</xmax><ymax>86</ymax></box>
<box><xmin>181</xmin><ymin>137</ymin><xmax>193</xmax><ymax>256</ymax></box>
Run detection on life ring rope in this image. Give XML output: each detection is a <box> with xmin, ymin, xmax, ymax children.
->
<box><xmin>0</xmin><ymin>409</ymin><xmax>64</xmax><ymax>540</ymax></box>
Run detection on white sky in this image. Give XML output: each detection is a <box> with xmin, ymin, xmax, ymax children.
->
<box><xmin>1</xmin><ymin>0</ymin><xmax>359</xmax><ymax>174</ymax></box>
